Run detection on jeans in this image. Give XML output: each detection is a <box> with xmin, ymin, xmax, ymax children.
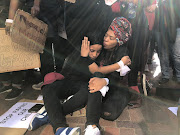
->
<box><xmin>42</xmin><ymin>78</ymin><xmax>88</xmax><ymax>132</ymax></box>
<box><xmin>172</xmin><ymin>28</ymin><xmax>180</xmax><ymax>81</ymax></box>
<box><xmin>154</xmin><ymin>31</ymin><xmax>171</xmax><ymax>79</ymax></box>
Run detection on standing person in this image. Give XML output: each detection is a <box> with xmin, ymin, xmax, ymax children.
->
<box><xmin>0</xmin><ymin>0</ymin><xmax>27</xmax><ymax>100</ymax></box>
<box><xmin>146</xmin><ymin>0</ymin><xmax>179</xmax><ymax>84</ymax></box>
<box><xmin>84</xmin><ymin>17</ymin><xmax>132</xmax><ymax>135</ymax></box>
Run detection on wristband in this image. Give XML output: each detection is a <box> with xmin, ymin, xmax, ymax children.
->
<box><xmin>104</xmin><ymin>78</ymin><xmax>109</xmax><ymax>85</ymax></box>
<box><xmin>5</xmin><ymin>19</ymin><xmax>13</xmax><ymax>24</ymax></box>
<box><xmin>117</xmin><ymin>60</ymin><xmax>124</xmax><ymax>68</ymax></box>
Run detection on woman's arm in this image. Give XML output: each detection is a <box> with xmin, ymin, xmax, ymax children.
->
<box><xmin>88</xmin><ymin>56</ymin><xmax>131</xmax><ymax>74</ymax></box>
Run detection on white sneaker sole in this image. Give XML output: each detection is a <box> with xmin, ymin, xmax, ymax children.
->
<box><xmin>0</xmin><ymin>88</ymin><xmax>12</xmax><ymax>94</ymax></box>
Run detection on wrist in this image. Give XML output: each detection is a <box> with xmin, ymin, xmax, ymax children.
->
<box><xmin>117</xmin><ymin>60</ymin><xmax>124</xmax><ymax>68</ymax></box>
<box><xmin>103</xmin><ymin>78</ymin><xmax>109</xmax><ymax>85</ymax></box>
<box><xmin>5</xmin><ymin>19</ymin><xmax>13</xmax><ymax>24</ymax></box>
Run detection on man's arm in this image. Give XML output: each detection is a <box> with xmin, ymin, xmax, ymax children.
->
<box><xmin>8</xmin><ymin>0</ymin><xmax>19</xmax><ymax>19</ymax></box>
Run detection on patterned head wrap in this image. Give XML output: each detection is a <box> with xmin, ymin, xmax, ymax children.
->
<box><xmin>109</xmin><ymin>17</ymin><xmax>132</xmax><ymax>46</ymax></box>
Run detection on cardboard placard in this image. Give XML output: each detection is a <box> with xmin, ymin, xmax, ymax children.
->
<box><xmin>11</xmin><ymin>9</ymin><xmax>48</xmax><ymax>53</ymax></box>
<box><xmin>0</xmin><ymin>28</ymin><xmax>40</xmax><ymax>73</ymax></box>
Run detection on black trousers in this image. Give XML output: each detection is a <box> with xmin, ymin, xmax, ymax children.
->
<box><xmin>86</xmin><ymin>73</ymin><xmax>130</xmax><ymax>127</ymax></box>
<box><xmin>127</xmin><ymin>27</ymin><xmax>149</xmax><ymax>86</ymax></box>
<box><xmin>42</xmin><ymin>78</ymin><xmax>88</xmax><ymax>132</ymax></box>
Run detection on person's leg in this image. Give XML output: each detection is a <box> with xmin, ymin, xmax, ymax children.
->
<box><xmin>172</xmin><ymin>28</ymin><xmax>180</xmax><ymax>82</ymax></box>
<box><xmin>5</xmin><ymin>71</ymin><xmax>24</xmax><ymax>100</ymax></box>
<box><xmin>101</xmin><ymin>85</ymin><xmax>130</xmax><ymax>121</ymax></box>
<box><xmin>0</xmin><ymin>72</ymin><xmax>12</xmax><ymax>94</ymax></box>
<box><xmin>42</xmin><ymin>79</ymin><xmax>82</xmax><ymax>132</ymax></box>
<box><xmin>155</xmin><ymin>31</ymin><xmax>170</xmax><ymax>83</ymax></box>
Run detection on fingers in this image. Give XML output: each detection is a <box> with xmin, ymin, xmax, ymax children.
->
<box><xmin>89</xmin><ymin>77</ymin><xmax>96</xmax><ymax>83</ymax></box>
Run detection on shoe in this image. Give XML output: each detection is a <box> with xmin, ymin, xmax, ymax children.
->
<box><xmin>158</xmin><ymin>78</ymin><xmax>169</xmax><ymax>85</ymax></box>
<box><xmin>0</xmin><ymin>85</ymin><xmax>12</xmax><ymax>94</ymax></box>
<box><xmin>55</xmin><ymin>127</ymin><xmax>81</xmax><ymax>135</ymax></box>
<box><xmin>28</xmin><ymin>106</ymin><xmax>49</xmax><ymax>131</ymax></box>
<box><xmin>5</xmin><ymin>87</ymin><xmax>23</xmax><ymax>100</ymax></box>
<box><xmin>32</xmin><ymin>82</ymin><xmax>43</xmax><ymax>90</ymax></box>
<box><xmin>84</xmin><ymin>125</ymin><xmax>100</xmax><ymax>135</ymax></box>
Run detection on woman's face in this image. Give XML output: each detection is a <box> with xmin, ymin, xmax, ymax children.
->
<box><xmin>103</xmin><ymin>29</ymin><xmax>118</xmax><ymax>50</ymax></box>
<box><xmin>88</xmin><ymin>44</ymin><xmax>102</xmax><ymax>60</ymax></box>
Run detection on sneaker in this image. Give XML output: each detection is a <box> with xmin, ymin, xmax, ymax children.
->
<box><xmin>158</xmin><ymin>78</ymin><xmax>169</xmax><ymax>85</ymax></box>
<box><xmin>0</xmin><ymin>85</ymin><xmax>12</xmax><ymax>94</ymax></box>
<box><xmin>84</xmin><ymin>125</ymin><xmax>100</xmax><ymax>135</ymax></box>
<box><xmin>55</xmin><ymin>127</ymin><xmax>81</xmax><ymax>135</ymax></box>
<box><xmin>32</xmin><ymin>82</ymin><xmax>43</xmax><ymax>90</ymax></box>
<box><xmin>5</xmin><ymin>87</ymin><xmax>23</xmax><ymax>100</ymax></box>
<box><xmin>28</xmin><ymin>106</ymin><xmax>49</xmax><ymax>131</ymax></box>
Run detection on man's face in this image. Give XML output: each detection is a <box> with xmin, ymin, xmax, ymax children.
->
<box><xmin>88</xmin><ymin>44</ymin><xmax>102</xmax><ymax>60</ymax></box>
<box><xmin>103</xmin><ymin>29</ymin><xmax>118</xmax><ymax>50</ymax></box>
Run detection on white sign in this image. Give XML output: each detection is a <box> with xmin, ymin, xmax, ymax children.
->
<box><xmin>0</xmin><ymin>102</ymin><xmax>41</xmax><ymax>128</ymax></box>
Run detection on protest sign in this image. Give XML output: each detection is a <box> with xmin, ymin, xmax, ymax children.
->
<box><xmin>0</xmin><ymin>99</ymin><xmax>43</xmax><ymax>135</ymax></box>
<box><xmin>0</xmin><ymin>28</ymin><xmax>40</xmax><ymax>73</ymax></box>
<box><xmin>11</xmin><ymin>9</ymin><xmax>48</xmax><ymax>53</ymax></box>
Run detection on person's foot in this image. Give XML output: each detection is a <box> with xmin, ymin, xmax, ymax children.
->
<box><xmin>84</xmin><ymin>125</ymin><xmax>100</xmax><ymax>135</ymax></box>
<box><xmin>55</xmin><ymin>127</ymin><xmax>81</xmax><ymax>135</ymax></box>
<box><xmin>32</xmin><ymin>81</ymin><xmax>43</xmax><ymax>90</ymax></box>
<box><xmin>28</xmin><ymin>106</ymin><xmax>49</xmax><ymax>131</ymax></box>
<box><xmin>0</xmin><ymin>85</ymin><xmax>12</xmax><ymax>94</ymax></box>
<box><xmin>158</xmin><ymin>78</ymin><xmax>169</xmax><ymax>85</ymax></box>
<box><xmin>5</xmin><ymin>87</ymin><xmax>23</xmax><ymax>100</ymax></box>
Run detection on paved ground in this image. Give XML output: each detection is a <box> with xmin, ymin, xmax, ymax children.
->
<box><xmin>0</xmin><ymin>53</ymin><xmax>180</xmax><ymax>135</ymax></box>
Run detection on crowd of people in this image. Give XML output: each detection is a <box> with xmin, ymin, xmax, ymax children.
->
<box><xmin>0</xmin><ymin>0</ymin><xmax>180</xmax><ymax>135</ymax></box>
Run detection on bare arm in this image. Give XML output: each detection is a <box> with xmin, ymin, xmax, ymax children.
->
<box><xmin>88</xmin><ymin>56</ymin><xmax>131</xmax><ymax>74</ymax></box>
<box><xmin>31</xmin><ymin>0</ymin><xmax>41</xmax><ymax>17</ymax></box>
<box><xmin>8</xmin><ymin>0</ymin><xmax>19</xmax><ymax>19</ymax></box>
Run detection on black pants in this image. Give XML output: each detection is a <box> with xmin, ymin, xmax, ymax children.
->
<box><xmin>0</xmin><ymin>71</ymin><xmax>23</xmax><ymax>85</ymax></box>
<box><xmin>42</xmin><ymin>78</ymin><xmax>88</xmax><ymax>132</ymax></box>
<box><xmin>86</xmin><ymin>73</ymin><xmax>130</xmax><ymax>127</ymax></box>
<box><xmin>127</xmin><ymin>27</ymin><xmax>149</xmax><ymax>86</ymax></box>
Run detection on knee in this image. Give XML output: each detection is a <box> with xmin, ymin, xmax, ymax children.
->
<box><xmin>101</xmin><ymin>111</ymin><xmax>122</xmax><ymax>121</ymax></box>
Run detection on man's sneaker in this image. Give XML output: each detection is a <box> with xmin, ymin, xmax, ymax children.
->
<box><xmin>84</xmin><ymin>125</ymin><xmax>100</xmax><ymax>135</ymax></box>
<box><xmin>28</xmin><ymin>106</ymin><xmax>49</xmax><ymax>131</ymax></box>
<box><xmin>55</xmin><ymin>127</ymin><xmax>81</xmax><ymax>135</ymax></box>
<box><xmin>5</xmin><ymin>87</ymin><xmax>23</xmax><ymax>100</ymax></box>
<box><xmin>0</xmin><ymin>85</ymin><xmax>12</xmax><ymax>94</ymax></box>
<box><xmin>32</xmin><ymin>81</ymin><xmax>43</xmax><ymax>90</ymax></box>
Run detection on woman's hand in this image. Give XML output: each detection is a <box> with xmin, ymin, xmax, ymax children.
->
<box><xmin>121</xmin><ymin>56</ymin><xmax>131</xmax><ymax>66</ymax></box>
<box><xmin>81</xmin><ymin>37</ymin><xmax>90</xmax><ymax>57</ymax></box>
<box><xmin>88</xmin><ymin>77</ymin><xmax>107</xmax><ymax>93</ymax></box>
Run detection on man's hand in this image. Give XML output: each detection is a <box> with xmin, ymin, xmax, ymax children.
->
<box><xmin>81</xmin><ymin>37</ymin><xmax>90</xmax><ymax>57</ymax></box>
<box><xmin>121</xmin><ymin>56</ymin><xmax>131</xmax><ymax>66</ymax></box>
<box><xmin>31</xmin><ymin>5</ymin><xmax>40</xmax><ymax>17</ymax></box>
<box><xmin>88</xmin><ymin>77</ymin><xmax>107</xmax><ymax>93</ymax></box>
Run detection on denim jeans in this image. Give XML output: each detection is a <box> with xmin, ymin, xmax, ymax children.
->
<box><xmin>154</xmin><ymin>31</ymin><xmax>171</xmax><ymax>79</ymax></box>
<box><xmin>155</xmin><ymin>28</ymin><xmax>180</xmax><ymax>80</ymax></box>
<box><xmin>172</xmin><ymin>28</ymin><xmax>180</xmax><ymax>81</ymax></box>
